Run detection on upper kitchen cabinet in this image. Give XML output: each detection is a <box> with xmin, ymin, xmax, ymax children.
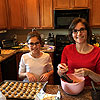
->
<box><xmin>0</xmin><ymin>0</ymin><xmax>8</xmax><ymax>29</ymax></box>
<box><xmin>53</xmin><ymin>0</ymin><xmax>70</xmax><ymax>9</ymax></box>
<box><xmin>7</xmin><ymin>0</ymin><xmax>24</xmax><ymax>29</ymax></box>
<box><xmin>40</xmin><ymin>0</ymin><xmax>53</xmax><ymax>29</ymax></box>
<box><xmin>90</xmin><ymin>0</ymin><xmax>100</xmax><ymax>28</ymax></box>
<box><xmin>71</xmin><ymin>0</ymin><xmax>90</xmax><ymax>8</ymax></box>
<box><xmin>23</xmin><ymin>0</ymin><xmax>40</xmax><ymax>28</ymax></box>
<box><xmin>53</xmin><ymin>0</ymin><xmax>90</xmax><ymax>10</ymax></box>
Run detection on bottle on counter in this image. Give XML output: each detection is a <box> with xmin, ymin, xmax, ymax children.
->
<box><xmin>48</xmin><ymin>33</ymin><xmax>55</xmax><ymax>46</ymax></box>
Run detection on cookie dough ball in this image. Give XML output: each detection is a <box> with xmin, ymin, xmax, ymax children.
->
<box><xmin>16</xmin><ymin>94</ymin><xmax>20</xmax><ymax>98</ymax></box>
<box><xmin>32</xmin><ymin>89</ymin><xmax>36</xmax><ymax>93</ymax></box>
<box><xmin>23</xmin><ymin>94</ymin><xmax>27</xmax><ymax>98</ymax></box>
<box><xmin>8</xmin><ymin>90</ymin><xmax>11</xmax><ymax>95</ymax></box>
<box><xmin>25</xmin><ymin>91</ymin><xmax>29</xmax><ymax>96</ymax></box>
<box><xmin>11</xmin><ymin>93</ymin><xmax>14</xmax><ymax>98</ymax></box>
<box><xmin>5</xmin><ymin>82</ymin><xmax>9</xmax><ymax>85</ymax></box>
<box><xmin>5</xmin><ymin>93</ymin><xmax>9</xmax><ymax>97</ymax></box>
<box><xmin>10</xmin><ymin>88</ymin><xmax>14</xmax><ymax>92</ymax></box>
<box><xmin>30</xmin><ymin>91</ymin><xmax>35</xmax><ymax>96</ymax></box>
<box><xmin>2</xmin><ymin>85</ymin><xmax>6</xmax><ymax>89</ymax></box>
<box><xmin>32</xmin><ymin>87</ymin><xmax>36</xmax><ymax>90</ymax></box>
<box><xmin>19</xmin><ymin>83</ymin><xmax>23</xmax><ymax>87</ymax></box>
<box><xmin>33</xmin><ymin>83</ymin><xmax>37</xmax><ymax>87</ymax></box>
<box><xmin>14</xmin><ymin>91</ymin><xmax>17</xmax><ymax>95</ymax></box>
<box><xmin>2</xmin><ymin>90</ymin><xmax>6</xmax><ymax>94</ymax></box>
<box><xmin>13</xmin><ymin>86</ymin><xmax>17</xmax><ymax>90</ymax></box>
<box><xmin>28</xmin><ymin>94</ymin><xmax>32</xmax><ymax>99</ymax></box>
<box><xmin>20</xmin><ymin>91</ymin><xmax>23</xmax><ymax>96</ymax></box>
<box><xmin>24</xmin><ymin>83</ymin><xmax>28</xmax><ymax>87</ymax></box>
<box><xmin>6</xmin><ymin>86</ymin><xmax>10</xmax><ymax>91</ymax></box>
<box><xmin>22</xmin><ymin>88</ymin><xmax>25</xmax><ymax>93</ymax></box>
<box><xmin>17</xmin><ymin>88</ymin><xmax>20</xmax><ymax>93</ymax></box>
<box><xmin>15</xmin><ymin>82</ymin><xmax>19</xmax><ymax>85</ymax></box>
<box><xmin>18</xmin><ymin>86</ymin><xmax>22</xmax><ymax>90</ymax></box>
<box><xmin>9</xmin><ymin>82</ymin><xmax>14</xmax><ymax>86</ymax></box>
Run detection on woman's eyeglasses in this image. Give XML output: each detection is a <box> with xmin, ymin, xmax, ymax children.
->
<box><xmin>28</xmin><ymin>42</ymin><xmax>40</xmax><ymax>46</ymax></box>
<box><xmin>72</xmin><ymin>28</ymin><xmax>86</xmax><ymax>34</ymax></box>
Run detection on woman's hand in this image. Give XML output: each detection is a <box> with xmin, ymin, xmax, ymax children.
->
<box><xmin>57</xmin><ymin>63</ymin><xmax>68</xmax><ymax>76</ymax></box>
<box><xmin>26</xmin><ymin>72</ymin><xmax>37</xmax><ymax>82</ymax></box>
<box><xmin>39</xmin><ymin>73</ymin><xmax>49</xmax><ymax>82</ymax></box>
<box><xmin>74</xmin><ymin>68</ymin><xmax>90</xmax><ymax>77</ymax></box>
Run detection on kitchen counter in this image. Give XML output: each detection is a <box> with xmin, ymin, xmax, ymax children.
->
<box><xmin>45</xmin><ymin>85</ymin><xmax>93</xmax><ymax>100</ymax></box>
<box><xmin>6</xmin><ymin>85</ymin><xmax>94</xmax><ymax>100</ymax></box>
<box><xmin>0</xmin><ymin>46</ymin><xmax>54</xmax><ymax>63</ymax></box>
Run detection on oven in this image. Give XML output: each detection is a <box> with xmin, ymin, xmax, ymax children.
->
<box><xmin>54</xmin><ymin>35</ymin><xmax>70</xmax><ymax>84</ymax></box>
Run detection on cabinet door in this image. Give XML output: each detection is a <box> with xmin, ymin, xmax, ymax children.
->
<box><xmin>1</xmin><ymin>55</ymin><xmax>17</xmax><ymax>80</ymax></box>
<box><xmin>0</xmin><ymin>0</ymin><xmax>7</xmax><ymax>29</ymax></box>
<box><xmin>24</xmin><ymin>0</ymin><xmax>40</xmax><ymax>28</ymax></box>
<box><xmin>72</xmin><ymin>0</ymin><xmax>89</xmax><ymax>8</ymax></box>
<box><xmin>90</xmin><ymin>0</ymin><xmax>100</xmax><ymax>27</ymax></box>
<box><xmin>0</xmin><ymin>64</ymin><xmax>2</xmax><ymax>82</ymax></box>
<box><xmin>40</xmin><ymin>0</ymin><xmax>53</xmax><ymax>29</ymax></box>
<box><xmin>53</xmin><ymin>0</ymin><xmax>70</xmax><ymax>9</ymax></box>
<box><xmin>7</xmin><ymin>0</ymin><xmax>24</xmax><ymax>29</ymax></box>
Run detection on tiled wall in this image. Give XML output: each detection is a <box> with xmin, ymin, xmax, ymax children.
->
<box><xmin>0</xmin><ymin>28</ymin><xmax>100</xmax><ymax>44</ymax></box>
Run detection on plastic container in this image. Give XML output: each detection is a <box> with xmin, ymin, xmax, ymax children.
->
<box><xmin>0</xmin><ymin>91</ymin><xmax>6</xmax><ymax>100</ymax></box>
<box><xmin>61</xmin><ymin>74</ymin><xmax>85</xmax><ymax>95</ymax></box>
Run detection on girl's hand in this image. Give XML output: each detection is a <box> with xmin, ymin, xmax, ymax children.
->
<box><xmin>39</xmin><ymin>73</ymin><xmax>49</xmax><ymax>82</ymax></box>
<box><xmin>74</xmin><ymin>68</ymin><xmax>90</xmax><ymax>77</ymax></box>
<box><xmin>26</xmin><ymin>72</ymin><xmax>37</xmax><ymax>82</ymax></box>
<box><xmin>57</xmin><ymin>63</ymin><xmax>68</xmax><ymax>74</ymax></box>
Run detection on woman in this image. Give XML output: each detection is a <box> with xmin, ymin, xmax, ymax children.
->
<box><xmin>57</xmin><ymin>17</ymin><xmax>100</xmax><ymax>86</ymax></box>
<box><xmin>19</xmin><ymin>31</ymin><xmax>54</xmax><ymax>82</ymax></box>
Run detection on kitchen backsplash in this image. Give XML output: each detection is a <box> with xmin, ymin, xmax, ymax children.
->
<box><xmin>0</xmin><ymin>28</ymin><xmax>100</xmax><ymax>44</ymax></box>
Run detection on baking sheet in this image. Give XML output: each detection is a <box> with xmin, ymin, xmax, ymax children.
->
<box><xmin>0</xmin><ymin>80</ymin><xmax>48</xmax><ymax>100</ymax></box>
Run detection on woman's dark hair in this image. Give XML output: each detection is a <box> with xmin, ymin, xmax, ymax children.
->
<box><xmin>26</xmin><ymin>31</ymin><xmax>42</xmax><ymax>44</ymax></box>
<box><xmin>68</xmin><ymin>17</ymin><xmax>92</xmax><ymax>43</ymax></box>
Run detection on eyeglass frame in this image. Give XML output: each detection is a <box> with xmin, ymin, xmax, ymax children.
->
<box><xmin>28</xmin><ymin>42</ymin><xmax>40</xmax><ymax>46</ymax></box>
<box><xmin>72</xmin><ymin>28</ymin><xmax>87</xmax><ymax>34</ymax></box>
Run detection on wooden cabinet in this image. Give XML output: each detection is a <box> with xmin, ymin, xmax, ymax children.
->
<box><xmin>23</xmin><ymin>0</ymin><xmax>40</xmax><ymax>28</ymax></box>
<box><xmin>1</xmin><ymin>55</ymin><xmax>17</xmax><ymax>81</ymax></box>
<box><xmin>40</xmin><ymin>0</ymin><xmax>53</xmax><ymax>29</ymax></box>
<box><xmin>0</xmin><ymin>64</ymin><xmax>2</xmax><ymax>82</ymax></box>
<box><xmin>90</xmin><ymin>0</ymin><xmax>100</xmax><ymax>28</ymax></box>
<box><xmin>53</xmin><ymin>0</ymin><xmax>90</xmax><ymax>9</ymax></box>
<box><xmin>7</xmin><ymin>0</ymin><xmax>24</xmax><ymax>29</ymax></box>
<box><xmin>71</xmin><ymin>0</ymin><xmax>90</xmax><ymax>8</ymax></box>
<box><xmin>0</xmin><ymin>0</ymin><xmax>7</xmax><ymax>29</ymax></box>
<box><xmin>53</xmin><ymin>0</ymin><xmax>70</xmax><ymax>9</ymax></box>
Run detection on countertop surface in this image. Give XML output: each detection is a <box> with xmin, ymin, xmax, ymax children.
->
<box><xmin>6</xmin><ymin>85</ymin><xmax>94</xmax><ymax>100</ymax></box>
<box><xmin>0</xmin><ymin>46</ymin><xmax>54</xmax><ymax>63</ymax></box>
<box><xmin>45</xmin><ymin>85</ymin><xmax>93</xmax><ymax>100</ymax></box>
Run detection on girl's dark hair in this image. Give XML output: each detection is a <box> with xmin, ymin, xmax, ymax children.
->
<box><xmin>26</xmin><ymin>31</ymin><xmax>42</xmax><ymax>44</ymax></box>
<box><xmin>68</xmin><ymin>17</ymin><xmax>92</xmax><ymax>43</ymax></box>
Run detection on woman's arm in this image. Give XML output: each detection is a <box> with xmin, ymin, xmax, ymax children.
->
<box><xmin>88</xmin><ymin>70</ymin><xmax>100</xmax><ymax>82</ymax></box>
<box><xmin>74</xmin><ymin>68</ymin><xmax>100</xmax><ymax>82</ymax></box>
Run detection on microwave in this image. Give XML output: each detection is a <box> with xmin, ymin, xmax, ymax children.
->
<box><xmin>54</xmin><ymin>9</ymin><xmax>89</xmax><ymax>29</ymax></box>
